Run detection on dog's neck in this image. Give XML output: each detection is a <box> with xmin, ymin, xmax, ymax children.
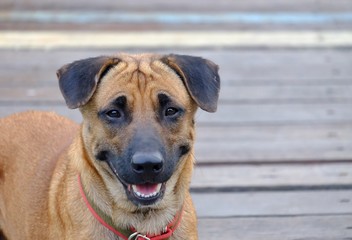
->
<box><xmin>78</xmin><ymin>173</ymin><xmax>184</xmax><ymax>239</ymax></box>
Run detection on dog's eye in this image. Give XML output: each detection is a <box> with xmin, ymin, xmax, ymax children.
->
<box><xmin>165</xmin><ymin>107</ymin><xmax>179</xmax><ymax>117</ymax></box>
<box><xmin>106</xmin><ymin>110</ymin><xmax>122</xmax><ymax>118</ymax></box>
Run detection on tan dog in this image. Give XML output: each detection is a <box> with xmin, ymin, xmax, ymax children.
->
<box><xmin>0</xmin><ymin>53</ymin><xmax>220</xmax><ymax>239</ymax></box>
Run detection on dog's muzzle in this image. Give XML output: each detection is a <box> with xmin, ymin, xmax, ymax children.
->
<box><xmin>105</xmin><ymin>150</ymin><xmax>169</xmax><ymax>207</ymax></box>
<box><xmin>127</xmin><ymin>151</ymin><xmax>166</xmax><ymax>205</ymax></box>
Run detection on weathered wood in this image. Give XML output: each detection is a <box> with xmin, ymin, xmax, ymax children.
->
<box><xmin>195</xmin><ymin>124</ymin><xmax>352</xmax><ymax>162</ymax></box>
<box><xmin>1</xmin><ymin>85</ymin><xmax>352</xmax><ymax>103</ymax></box>
<box><xmin>196</xmin><ymin>124</ymin><xmax>352</xmax><ymax>141</ymax></box>
<box><xmin>2</xmin><ymin>0</ymin><xmax>352</xmax><ymax>12</ymax></box>
<box><xmin>198</xmin><ymin>215</ymin><xmax>352</xmax><ymax>240</ymax></box>
<box><xmin>195</xmin><ymin>139</ymin><xmax>352</xmax><ymax>162</ymax></box>
<box><xmin>197</xmin><ymin>103</ymin><xmax>352</xmax><ymax>125</ymax></box>
<box><xmin>220</xmin><ymin>85</ymin><xmax>352</xmax><ymax>103</ymax></box>
<box><xmin>0</xmin><ymin>49</ymin><xmax>352</xmax><ymax>87</ymax></box>
<box><xmin>203</xmin><ymin>50</ymin><xmax>352</xmax><ymax>85</ymax></box>
<box><xmin>194</xmin><ymin>124</ymin><xmax>352</xmax><ymax>162</ymax></box>
<box><xmin>192</xmin><ymin>163</ymin><xmax>352</xmax><ymax>188</ymax></box>
<box><xmin>192</xmin><ymin>191</ymin><xmax>352</xmax><ymax>217</ymax></box>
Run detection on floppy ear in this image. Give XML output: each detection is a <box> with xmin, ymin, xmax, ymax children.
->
<box><xmin>57</xmin><ymin>56</ymin><xmax>120</xmax><ymax>109</ymax></box>
<box><xmin>160</xmin><ymin>54</ymin><xmax>220</xmax><ymax>112</ymax></box>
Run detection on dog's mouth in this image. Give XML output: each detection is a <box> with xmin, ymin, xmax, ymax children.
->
<box><xmin>127</xmin><ymin>183</ymin><xmax>166</xmax><ymax>206</ymax></box>
<box><xmin>107</xmin><ymin>162</ymin><xmax>166</xmax><ymax>206</ymax></box>
<box><xmin>131</xmin><ymin>183</ymin><xmax>162</xmax><ymax>199</ymax></box>
<box><xmin>122</xmin><ymin>182</ymin><xmax>166</xmax><ymax>206</ymax></box>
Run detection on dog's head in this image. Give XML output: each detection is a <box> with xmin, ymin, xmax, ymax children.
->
<box><xmin>57</xmin><ymin>53</ymin><xmax>220</xmax><ymax>208</ymax></box>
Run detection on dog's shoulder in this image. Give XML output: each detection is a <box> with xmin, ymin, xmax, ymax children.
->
<box><xmin>0</xmin><ymin>111</ymin><xmax>79</xmax><ymax>160</ymax></box>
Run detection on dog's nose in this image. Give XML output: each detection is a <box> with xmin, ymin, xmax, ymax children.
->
<box><xmin>131</xmin><ymin>151</ymin><xmax>163</xmax><ymax>180</ymax></box>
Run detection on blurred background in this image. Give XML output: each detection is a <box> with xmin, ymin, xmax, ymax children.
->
<box><xmin>1</xmin><ymin>0</ymin><xmax>352</xmax><ymax>239</ymax></box>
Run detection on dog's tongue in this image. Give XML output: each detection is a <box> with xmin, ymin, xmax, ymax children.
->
<box><xmin>134</xmin><ymin>183</ymin><xmax>160</xmax><ymax>195</ymax></box>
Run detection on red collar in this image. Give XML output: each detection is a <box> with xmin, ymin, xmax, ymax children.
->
<box><xmin>78</xmin><ymin>174</ymin><xmax>184</xmax><ymax>240</ymax></box>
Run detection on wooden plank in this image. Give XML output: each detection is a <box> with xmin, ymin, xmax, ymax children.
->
<box><xmin>192</xmin><ymin>191</ymin><xmax>352</xmax><ymax>217</ymax></box>
<box><xmin>192</xmin><ymin>163</ymin><xmax>352</xmax><ymax>188</ymax></box>
<box><xmin>3</xmin><ymin>31</ymin><xmax>352</xmax><ymax>50</ymax></box>
<box><xmin>198</xmin><ymin>215</ymin><xmax>352</xmax><ymax>240</ymax></box>
<box><xmin>1</xmin><ymin>85</ymin><xmax>352</xmax><ymax>103</ymax></box>
<box><xmin>202</xmin><ymin>50</ymin><xmax>352</xmax><ymax>84</ymax></box>
<box><xmin>1</xmin><ymin>0</ymin><xmax>352</xmax><ymax>11</ymax></box>
<box><xmin>1</xmin><ymin>0</ymin><xmax>352</xmax><ymax>12</ymax></box>
<box><xmin>0</xmin><ymin>69</ymin><xmax>57</xmax><ymax>87</ymax></box>
<box><xmin>220</xmin><ymin>85</ymin><xmax>352</xmax><ymax>103</ymax></box>
<box><xmin>195</xmin><ymin>139</ymin><xmax>352</xmax><ymax>162</ymax></box>
<box><xmin>194</xmin><ymin>124</ymin><xmax>352</xmax><ymax>162</ymax></box>
<box><xmin>196</xmin><ymin>124</ymin><xmax>352</xmax><ymax>141</ymax></box>
<box><xmin>0</xmin><ymin>49</ymin><xmax>352</xmax><ymax>87</ymax></box>
<box><xmin>196</xmin><ymin>103</ymin><xmax>352</xmax><ymax>125</ymax></box>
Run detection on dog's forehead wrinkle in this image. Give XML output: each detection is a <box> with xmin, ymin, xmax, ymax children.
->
<box><xmin>103</xmin><ymin>55</ymin><xmax>184</xmax><ymax>93</ymax></box>
<box><xmin>137</xmin><ymin>71</ymin><xmax>147</xmax><ymax>93</ymax></box>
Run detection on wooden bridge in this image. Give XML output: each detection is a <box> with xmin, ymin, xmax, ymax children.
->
<box><xmin>1</xmin><ymin>0</ymin><xmax>352</xmax><ymax>238</ymax></box>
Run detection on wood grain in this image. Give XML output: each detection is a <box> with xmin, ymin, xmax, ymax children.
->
<box><xmin>192</xmin><ymin>163</ymin><xmax>352</xmax><ymax>188</ymax></box>
<box><xmin>198</xmin><ymin>215</ymin><xmax>352</xmax><ymax>240</ymax></box>
<box><xmin>192</xmin><ymin>191</ymin><xmax>352</xmax><ymax>217</ymax></box>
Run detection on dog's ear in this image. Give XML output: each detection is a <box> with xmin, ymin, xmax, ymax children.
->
<box><xmin>57</xmin><ymin>56</ymin><xmax>120</xmax><ymax>109</ymax></box>
<box><xmin>160</xmin><ymin>54</ymin><xmax>220</xmax><ymax>112</ymax></box>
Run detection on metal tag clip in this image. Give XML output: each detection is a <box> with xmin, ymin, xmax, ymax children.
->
<box><xmin>128</xmin><ymin>232</ymin><xmax>151</xmax><ymax>240</ymax></box>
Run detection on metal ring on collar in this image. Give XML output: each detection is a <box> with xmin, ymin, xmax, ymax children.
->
<box><xmin>128</xmin><ymin>232</ymin><xmax>151</xmax><ymax>240</ymax></box>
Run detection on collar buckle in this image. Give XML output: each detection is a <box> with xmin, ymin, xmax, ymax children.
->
<box><xmin>128</xmin><ymin>232</ymin><xmax>151</xmax><ymax>240</ymax></box>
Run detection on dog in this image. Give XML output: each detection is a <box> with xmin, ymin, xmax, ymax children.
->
<box><xmin>0</xmin><ymin>53</ymin><xmax>220</xmax><ymax>239</ymax></box>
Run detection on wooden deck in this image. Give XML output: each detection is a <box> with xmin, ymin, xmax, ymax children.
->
<box><xmin>1</xmin><ymin>0</ymin><xmax>352</xmax><ymax>239</ymax></box>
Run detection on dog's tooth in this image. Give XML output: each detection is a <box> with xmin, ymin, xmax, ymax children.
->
<box><xmin>156</xmin><ymin>183</ymin><xmax>162</xmax><ymax>192</ymax></box>
<box><xmin>132</xmin><ymin>185</ymin><xmax>141</xmax><ymax>196</ymax></box>
<box><xmin>132</xmin><ymin>185</ymin><xmax>141</xmax><ymax>197</ymax></box>
<box><xmin>132</xmin><ymin>183</ymin><xmax>164</xmax><ymax>199</ymax></box>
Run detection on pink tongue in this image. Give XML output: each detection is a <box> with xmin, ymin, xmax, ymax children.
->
<box><xmin>135</xmin><ymin>183</ymin><xmax>159</xmax><ymax>195</ymax></box>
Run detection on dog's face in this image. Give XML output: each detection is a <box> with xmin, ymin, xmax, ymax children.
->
<box><xmin>57</xmin><ymin>53</ymin><xmax>220</xmax><ymax>208</ymax></box>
